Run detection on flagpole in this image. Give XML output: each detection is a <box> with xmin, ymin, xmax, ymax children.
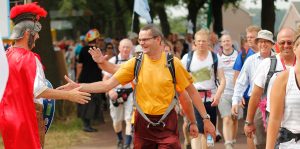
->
<box><xmin>131</xmin><ymin>11</ymin><xmax>135</xmax><ymax>32</ymax></box>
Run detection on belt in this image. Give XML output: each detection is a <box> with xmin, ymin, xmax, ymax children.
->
<box><xmin>197</xmin><ymin>90</ymin><xmax>212</xmax><ymax>103</ymax></box>
<box><xmin>276</xmin><ymin>127</ymin><xmax>300</xmax><ymax>145</ymax></box>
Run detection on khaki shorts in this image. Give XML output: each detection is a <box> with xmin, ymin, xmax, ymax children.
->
<box><xmin>218</xmin><ymin>94</ymin><xmax>243</xmax><ymax>119</ymax></box>
<box><xmin>254</xmin><ymin>109</ymin><xmax>266</xmax><ymax>148</ymax></box>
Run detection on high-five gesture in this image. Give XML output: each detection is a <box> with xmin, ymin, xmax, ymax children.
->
<box><xmin>88</xmin><ymin>47</ymin><xmax>108</xmax><ymax>64</ymax></box>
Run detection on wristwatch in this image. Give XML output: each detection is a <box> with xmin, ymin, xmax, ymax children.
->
<box><xmin>202</xmin><ymin>113</ymin><xmax>210</xmax><ymax>120</ymax></box>
<box><xmin>244</xmin><ymin>120</ymin><xmax>253</xmax><ymax>126</ymax></box>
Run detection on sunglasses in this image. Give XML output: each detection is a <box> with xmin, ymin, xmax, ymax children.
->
<box><xmin>278</xmin><ymin>40</ymin><xmax>293</xmax><ymax>46</ymax></box>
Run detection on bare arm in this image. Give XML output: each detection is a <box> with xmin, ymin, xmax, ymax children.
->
<box><xmin>211</xmin><ymin>68</ymin><xmax>226</xmax><ymax>106</ymax></box>
<box><xmin>103</xmin><ymin>74</ymin><xmax>118</xmax><ymax>100</ymax></box>
<box><xmin>178</xmin><ymin>90</ymin><xmax>198</xmax><ymax>137</ymax></box>
<box><xmin>88</xmin><ymin>47</ymin><xmax>120</xmax><ymax>74</ymax></box>
<box><xmin>185</xmin><ymin>83</ymin><xmax>216</xmax><ymax>138</ymax></box>
<box><xmin>37</xmin><ymin>87</ymin><xmax>91</xmax><ymax>104</ymax></box>
<box><xmin>244</xmin><ymin>85</ymin><xmax>263</xmax><ymax>138</ymax></box>
<box><xmin>80</xmin><ymin>76</ymin><xmax>120</xmax><ymax>93</ymax></box>
<box><xmin>97</xmin><ymin>61</ymin><xmax>120</xmax><ymax>74</ymax></box>
<box><xmin>266</xmin><ymin>71</ymin><xmax>287</xmax><ymax>149</ymax></box>
<box><xmin>185</xmin><ymin>84</ymin><xmax>207</xmax><ymax>117</ymax></box>
<box><xmin>246</xmin><ymin>85</ymin><xmax>263</xmax><ymax>123</ymax></box>
<box><xmin>233</xmin><ymin>70</ymin><xmax>240</xmax><ymax>85</ymax></box>
<box><xmin>58</xmin><ymin>75</ymin><xmax>120</xmax><ymax>94</ymax></box>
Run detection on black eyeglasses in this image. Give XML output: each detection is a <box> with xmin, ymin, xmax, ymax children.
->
<box><xmin>138</xmin><ymin>36</ymin><xmax>157</xmax><ymax>43</ymax></box>
<box><xmin>278</xmin><ymin>40</ymin><xmax>293</xmax><ymax>46</ymax></box>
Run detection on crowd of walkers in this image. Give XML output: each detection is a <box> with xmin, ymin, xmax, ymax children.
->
<box><xmin>3</xmin><ymin>3</ymin><xmax>300</xmax><ymax>149</ymax></box>
<box><xmin>60</xmin><ymin>24</ymin><xmax>300</xmax><ymax>149</ymax></box>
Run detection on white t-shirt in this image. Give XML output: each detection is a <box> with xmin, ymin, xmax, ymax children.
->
<box><xmin>181</xmin><ymin>51</ymin><xmax>224</xmax><ymax>101</ymax></box>
<box><xmin>282</xmin><ymin>67</ymin><xmax>300</xmax><ymax>134</ymax></box>
<box><xmin>34</xmin><ymin>57</ymin><xmax>48</xmax><ymax>104</ymax></box>
<box><xmin>253</xmin><ymin>54</ymin><xmax>292</xmax><ymax>112</ymax></box>
<box><xmin>103</xmin><ymin>54</ymin><xmax>132</xmax><ymax>89</ymax></box>
<box><xmin>219</xmin><ymin>50</ymin><xmax>238</xmax><ymax>96</ymax></box>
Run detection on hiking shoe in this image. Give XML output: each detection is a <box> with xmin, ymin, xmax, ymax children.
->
<box><xmin>185</xmin><ymin>144</ymin><xmax>192</xmax><ymax>149</ymax></box>
<box><xmin>83</xmin><ymin>127</ymin><xmax>98</xmax><ymax>132</ymax></box>
<box><xmin>117</xmin><ymin>140</ymin><xmax>123</xmax><ymax>149</ymax></box>
<box><xmin>123</xmin><ymin>144</ymin><xmax>131</xmax><ymax>149</ymax></box>
<box><xmin>216</xmin><ymin>134</ymin><xmax>222</xmax><ymax>142</ymax></box>
<box><xmin>225</xmin><ymin>143</ymin><xmax>234</xmax><ymax>149</ymax></box>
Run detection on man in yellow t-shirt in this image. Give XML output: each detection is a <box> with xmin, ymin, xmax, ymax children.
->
<box><xmin>59</xmin><ymin>24</ymin><xmax>216</xmax><ymax>149</ymax></box>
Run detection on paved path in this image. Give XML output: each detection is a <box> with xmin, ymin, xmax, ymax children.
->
<box><xmin>70</xmin><ymin>111</ymin><xmax>247</xmax><ymax>149</ymax></box>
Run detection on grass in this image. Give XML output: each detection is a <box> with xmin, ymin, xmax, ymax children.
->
<box><xmin>0</xmin><ymin>118</ymin><xmax>88</xmax><ymax>149</ymax></box>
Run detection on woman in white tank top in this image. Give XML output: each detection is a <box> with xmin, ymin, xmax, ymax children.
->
<box><xmin>266</xmin><ymin>35</ymin><xmax>300</xmax><ymax>149</ymax></box>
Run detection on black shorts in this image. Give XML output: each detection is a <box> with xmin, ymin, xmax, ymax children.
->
<box><xmin>194</xmin><ymin>102</ymin><xmax>217</xmax><ymax>133</ymax></box>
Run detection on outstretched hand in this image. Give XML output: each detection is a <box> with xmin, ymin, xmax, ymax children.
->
<box><xmin>88</xmin><ymin>47</ymin><xmax>108</xmax><ymax>64</ymax></box>
<box><xmin>68</xmin><ymin>86</ymin><xmax>91</xmax><ymax>104</ymax></box>
<box><xmin>56</xmin><ymin>75</ymin><xmax>80</xmax><ymax>91</ymax></box>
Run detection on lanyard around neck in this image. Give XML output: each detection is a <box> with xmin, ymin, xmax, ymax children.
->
<box><xmin>280</xmin><ymin>56</ymin><xmax>296</xmax><ymax>70</ymax></box>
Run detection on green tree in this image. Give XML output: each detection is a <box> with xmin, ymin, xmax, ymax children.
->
<box><xmin>151</xmin><ymin>0</ymin><xmax>171</xmax><ymax>36</ymax></box>
<box><xmin>185</xmin><ymin>0</ymin><xmax>206</xmax><ymax>33</ymax></box>
<box><xmin>261</xmin><ymin>0</ymin><xmax>275</xmax><ymax>33</ymax></box>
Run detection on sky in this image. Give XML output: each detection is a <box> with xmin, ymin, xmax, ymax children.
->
<box><xmin>166</xmin><ymin>0</ymin><xmax>294</xmax><ymax>18</ymax></box>
<box><xmin>242</xmin><ymin>0</ymin><xmax>290</xmax><ymax>9</ymax></box>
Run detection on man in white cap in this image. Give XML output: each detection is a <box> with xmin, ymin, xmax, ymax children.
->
<box><xmin>244</xmin><ymin>28</ymin><xmax>296</xmax><ymax>149</ymax></box>
<box><xmin>231</xmin><ymin>30</ymin><xmax>275</xmax><ymax>149</ymax></box>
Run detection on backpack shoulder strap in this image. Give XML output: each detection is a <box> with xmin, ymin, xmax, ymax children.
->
<box><xmin>166</xmin><ymin>52</ymin><xmax>176</xmax><ymax>84</ymax></box>
<box><xmin>134</xmin><ymin>52</ymin><xmax>143</xmax><ymax>83</ymax></box>
<box><xmin>186</xmin><ymin>50</ymin><xmax>194</xmax><ymax>72</ymax></box>
<box><xmin>211</xmin><ymin>52</ymin><xmax>219</xmax><ymax>87</ymax></box>
<box><xmin>264</xmin><ymin>55</ymin><xmax>278</xmax><ymax>95</ymax></box>
<box><xmin>115</xmin><ymin>55</ymin><xmax>119</xmax><ymax>64</ymax></box>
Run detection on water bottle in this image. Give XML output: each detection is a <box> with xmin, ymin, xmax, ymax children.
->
<box><xmin>207</xmin><ymin>134</ymin><xmax>214</xmax><ymax>148</ymax></box>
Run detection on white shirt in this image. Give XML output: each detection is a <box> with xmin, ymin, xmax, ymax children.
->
<box><xmin>219</xmin><ymin>50</ymin><xmax>238</xmax><ymax>96</ymax></box>
<box><xmin>33</xmin><ymin>57</ymin><xmax>48</xmax><ymax>104</ymax></box>
<box><xmin>232</xmin><ymin>52</ymin><xmax>274</xmax><ymax>105</ymax></box>
<box><xmin>282</xmin><ymin>67</ymin><xmax>300</xmax><ymax>133</ymax></box>
<box><xmin>181</xmin><ymin>51</ymin><xmax>224</xmax><ymax>102</ymax></box>
<box><xmin>253</xmin><ymin>54</ymin><xmax>292</xmax><ymax>112</ymax></box>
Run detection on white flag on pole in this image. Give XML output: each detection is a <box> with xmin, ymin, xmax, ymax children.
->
<box><xmin>134</xmin><ymin>0</ymin><xmax>152</xmax><ymax>23</ymax></box>
<box><xmin>0</xmin><ymin>34</ymin><xmax>9</xmax><ymax>101</ymax></box>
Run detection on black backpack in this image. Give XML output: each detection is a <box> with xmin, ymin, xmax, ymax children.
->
<box><xmin>186</xmin><ymin>51</ymin><xmax>219</xmax><ymax>87</ymax></box>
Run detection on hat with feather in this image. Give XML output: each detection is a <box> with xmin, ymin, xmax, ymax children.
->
<box><xmin>10</xmin><ymin>2</ymin><xmax>47</xmax><ymax>40</ymax></box>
